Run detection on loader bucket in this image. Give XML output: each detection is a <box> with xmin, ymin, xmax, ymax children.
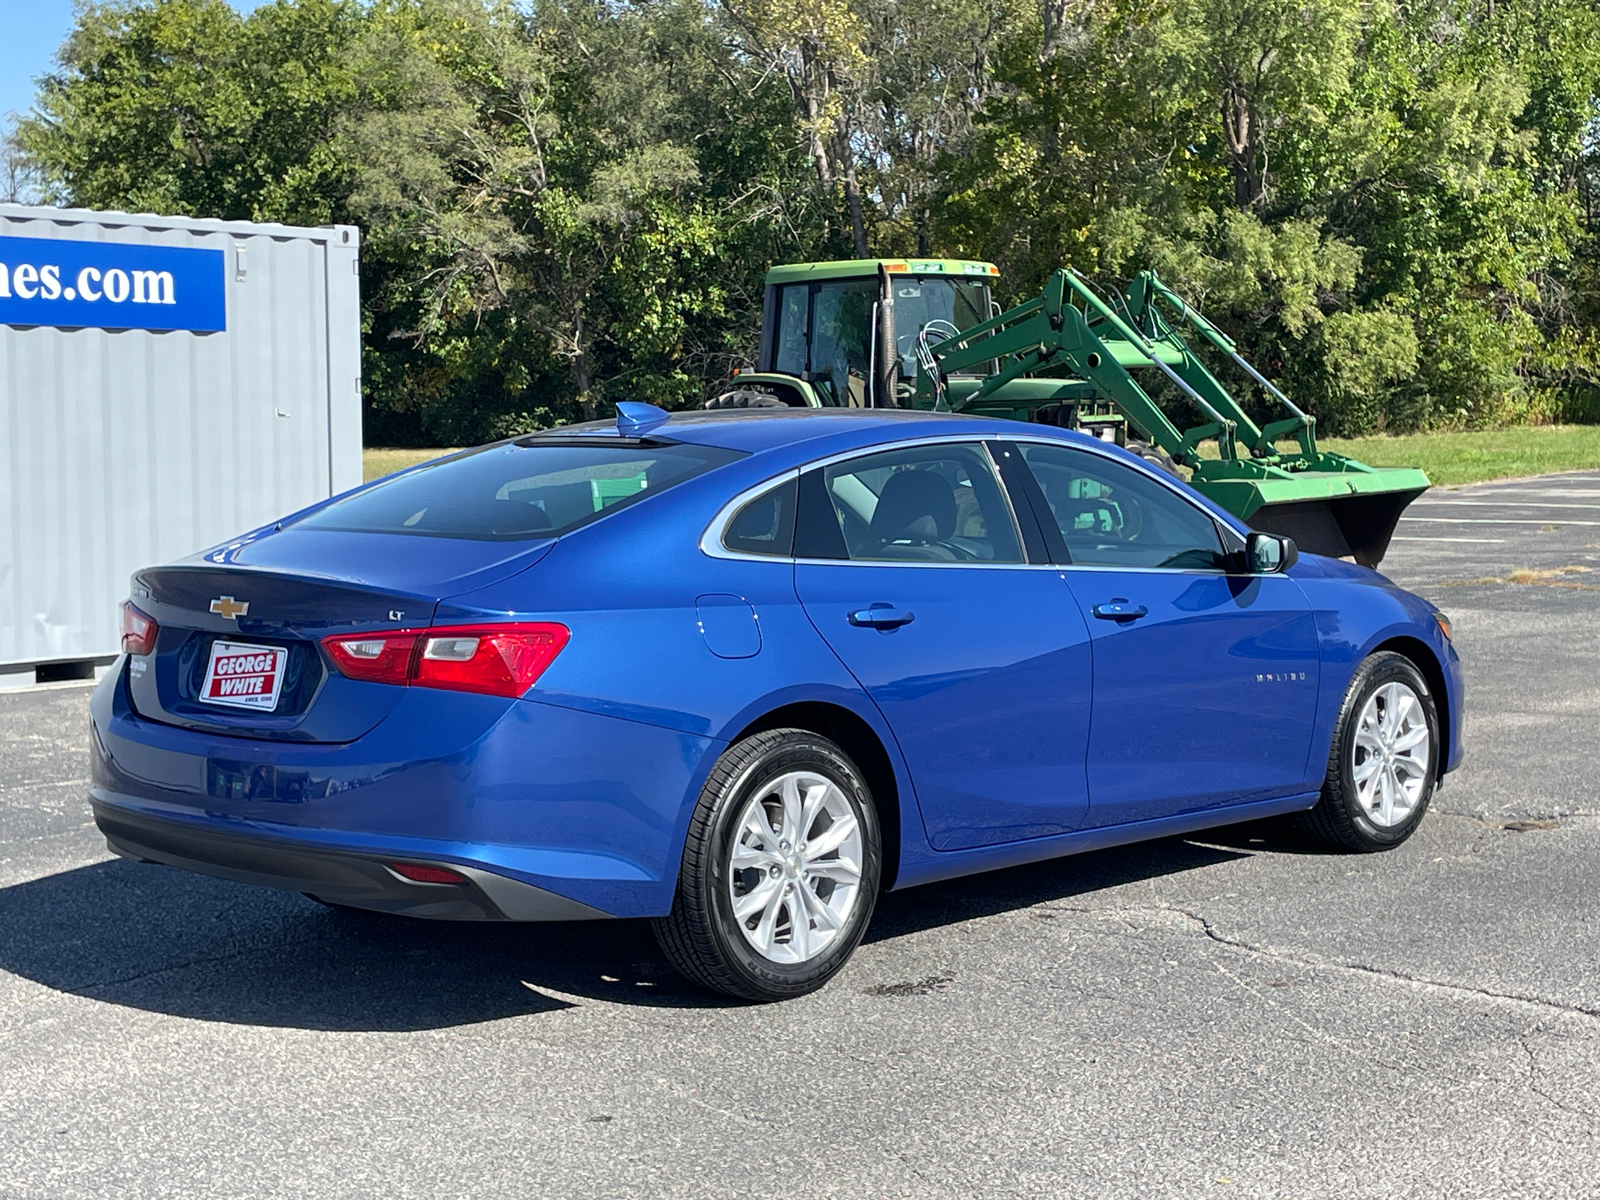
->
<box><xmin>1189</xmin><ymin>464</ymin><xmax>1430</xmax><ymax>569</ymax></box>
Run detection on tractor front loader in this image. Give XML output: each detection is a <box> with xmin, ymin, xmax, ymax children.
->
<box><xmin>710</xmin><ymin>257</ymin><xmax>1427</xmax><ymax>567</ymax></box>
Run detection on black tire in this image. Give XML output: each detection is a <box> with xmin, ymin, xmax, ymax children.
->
<box><xmin>1299</xmin><ymin>652</ymin><xmax>1439</xmax><ymax>852</ymax></box>
<box><xmin>652</xmin><ymin>728</ymin><xmax>882</xmax><ymax>1001</ymax></box>
<box><xmin>1127</xmin><ymin>439</ymin><xmax>1179</xmax><ymax>476</ymax></box>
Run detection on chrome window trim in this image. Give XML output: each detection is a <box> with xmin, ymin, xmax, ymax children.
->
<box><xmin>801</xmin><ymin>431</ymin><xmax>1017</xmax><ymax>474</ymax></box>
<box><xmin>787</xmin><ymin>559</ymin><xmax>1064</xmax><ymax>570</ymax></box>
<box><xmin>699</xmin><ymin>430</ymin><xmax>1261</xmax><ymax>574</ymax></box>
<box><xmin>700</xmin><ymin>469</ymin><xmax>802</xmax><ymax>562</ymax></box>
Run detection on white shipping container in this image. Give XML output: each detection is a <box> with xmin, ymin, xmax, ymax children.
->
<box><xmin>0</xmin><ymin>203</ymin><xmax>362</xmax><ymax>677</ymax></box>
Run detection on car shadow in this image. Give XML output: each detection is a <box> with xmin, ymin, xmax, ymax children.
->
<box><xmin>0</xmin><ymin>823</ymin><xmax>1298</xmax><ymax>1027</ymax></box>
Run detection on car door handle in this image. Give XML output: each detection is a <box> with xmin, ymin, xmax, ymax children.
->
<box><xmin>848</xmin><ymin>606</ymin><xmax>916</xmax><ymax>629</ymax></box>
<box><xmin>1092</xmin><ymin>601</ymin><xmax>1148</xmax><ymax>622</ymax></box>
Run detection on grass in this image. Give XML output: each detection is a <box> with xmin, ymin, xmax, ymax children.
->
<box><xmin>363</xmin><ymin>447</ymin><xmax>462</xmax><ymax>482</ymax></box>
<box><xmin>1312</xmin><ymin>425</ymin><xmax>1600</xmax><ymax>487</ymax></box>
<box><xmin>363</xmin><ymin>423</ymin><xmax>1600</xmax><ymax>487</ymax></box>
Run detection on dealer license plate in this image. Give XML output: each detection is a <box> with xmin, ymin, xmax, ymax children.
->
<box><xmin>200</xmin><ymin>641</ymin><xmax>288</xmax><ymax>712</ymax></box>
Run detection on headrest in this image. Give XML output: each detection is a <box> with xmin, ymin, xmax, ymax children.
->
<box><xmin>869</xmin><ymin>470</ymin><xmax>956</xmax><ymax>546</ymax></box>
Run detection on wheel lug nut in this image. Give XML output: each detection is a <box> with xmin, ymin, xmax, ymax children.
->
<box><xmin>780</xmin><ymin>840</ymin><xmax>790</xmax><ymax>851</ymax></box>
<box><xmin>798</xmin><ymin>842</ymin><xmax>807</xmax><ymax>852</ymax></box>
<box><xmin>769</xmin><ymin>865</ymin><xmax>780</xmax><ymax>878</ymax></box>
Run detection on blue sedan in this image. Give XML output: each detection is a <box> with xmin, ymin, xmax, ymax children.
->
<box><xmin>91</xmin><ymin>404</ymin><xmax>1463</xmax><ymax>1000</ymax></box>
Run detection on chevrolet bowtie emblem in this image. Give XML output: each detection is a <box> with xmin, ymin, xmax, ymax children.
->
<box><xmin>210</xmin><ymin>596</ymin><xmax>249</xmax><ymax>620</ymax></box>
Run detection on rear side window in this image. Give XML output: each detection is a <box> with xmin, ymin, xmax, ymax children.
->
<box><xmin>723</xmin><ymin>478</ymin><xmax>797</xmax><ymax>557</ymax></box>
<box><xmin>300</xmin><ymin>441</ymin><xmax>745</xmax><ymax>541</ymax></box>
<box><xmin>805</xmin><ymin>442</ymin><xmax>1023</xmax><ymax>564</ymax></box>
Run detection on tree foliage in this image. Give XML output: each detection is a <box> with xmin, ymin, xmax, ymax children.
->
<box><xmin>15</xmin><ymin>0</ymin><xmax>1600</xmax><ymax>440</ymax></box>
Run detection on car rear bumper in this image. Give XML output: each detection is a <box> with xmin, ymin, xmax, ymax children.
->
<box><xmin>89</xmin><ymin>658</ymin><xmax>720</xmax><ymax>919</ymax></box>
<box><xmin>93</xmin><ymin>798</ymin><xmax>612</xmax><ymax>921</ymax></box>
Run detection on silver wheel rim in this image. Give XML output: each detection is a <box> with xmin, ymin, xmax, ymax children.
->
<box><xmin>1352</xmin><ymin>681</ymin><xmax>1431</xmax><ymax>828</ymax></box>
<box><xmin>727</xmin><ymin>770</ymin><xmax>864</xmax><ymax>965</ymax></box>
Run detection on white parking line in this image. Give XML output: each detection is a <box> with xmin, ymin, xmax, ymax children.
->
<box><xmin>1390</xmin><ymin>536</ymin><xmax>1506</xmax><ymax>543</ymax></box>
<box><xmin>1399</xmin><ymin>517</ymin><xmax>1600</xmax><ymax>525</ymax></box>
<box><xmin>1410</xmin><ymin>501</ymin><xmax>1600</xmax><ymax>510</ymax></box>
<box><xmin>1468</xmin><ymin>487</ymin><xmax>1600</xmax><ymax>496</ymax></box>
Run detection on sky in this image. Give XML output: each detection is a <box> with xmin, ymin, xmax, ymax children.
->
<box><xmin>3</xmin><ymin>1</ymin><xmax>257</xmax><ymax>126</ymax></box>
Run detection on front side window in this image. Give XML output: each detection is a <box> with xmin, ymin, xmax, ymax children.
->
<box><xmin>1017</xmin><ymin>442</ymin><xmax>1226</xmax><ymax>570</ymax></box>
<box><xmin>809</xmin><ymin>442</ymin><xmax>1023</xmax><ymax>563</ymax></box>
<box><xmin>299</xmin><ymin>440</ymin><xmax>744</xmax><ymax>542</ymax></box>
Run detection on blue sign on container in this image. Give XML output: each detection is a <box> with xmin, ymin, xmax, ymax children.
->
<box><xmin>0</xmin><ymin>235</ymin><xmax>226</xmax><ymax>332</ymax></box>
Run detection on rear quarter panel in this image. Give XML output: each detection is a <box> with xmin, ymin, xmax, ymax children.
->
<box><xmin>438</xmin><ymin>459</ymin><xmax>925</xmax><ymax>901</ymax></box>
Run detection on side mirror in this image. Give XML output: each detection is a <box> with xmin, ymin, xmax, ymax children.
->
<box><xmin>1247</xmin><ymin>531</ymin><xmax>1298</xmax><ymax>574</ymax></box>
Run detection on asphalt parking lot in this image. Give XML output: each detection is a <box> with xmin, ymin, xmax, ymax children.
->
<box><xmin>2</xmin><ymin>471</ymin><xmax>1598</xmax><ymax>1199</ymax></box>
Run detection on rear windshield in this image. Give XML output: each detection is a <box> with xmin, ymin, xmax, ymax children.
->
<box><xmin>299</xmin><ymin>440</ymin><xmax>746</xmax><ymax>541</ymax></box>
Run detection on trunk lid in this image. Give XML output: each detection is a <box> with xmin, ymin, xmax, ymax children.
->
<box><xmin>127</xmin><ymin>530</ymin><xmax>553</xmax><ymax>743</ymax></box>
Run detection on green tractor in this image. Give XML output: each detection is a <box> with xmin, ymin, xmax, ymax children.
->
<box><xmin>708</xmin><ymin>257</ymin><xmax>1428</xmax><ymax>567</ymax></box>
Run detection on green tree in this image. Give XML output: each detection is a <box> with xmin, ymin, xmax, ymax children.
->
<box><xmin>342</xmin><ymin>0</ymin><xmax>826</xmax><ymax>441</ymax></box>
<box><xmin>20</xmin><ymin>0</ymin><xmax>361</xmax><ymax>225</ymax></box>
<box><xmin>14</xmin><ymin>0</ymin><xmax>1600</xmax><ymax>441</ymax></box>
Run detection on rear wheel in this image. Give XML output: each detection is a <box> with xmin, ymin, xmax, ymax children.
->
<box><xmin>1127</xmin><ymin>439</ymin><xmax>1179</xmax><ymax>476</ymax></box>
<box><xmin>1300</xmin><ymin>652</ymin><xmax>1438</xmax><ymax>851</ymax></box>
<box><xmin>653</xmin><ymin>729</ymin><xmax>881</xmax><ymax>1001</ymax></box>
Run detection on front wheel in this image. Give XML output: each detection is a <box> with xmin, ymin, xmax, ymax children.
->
<box><xmin>652</xmin><ymin>729</ymin><xmax>881</xmax><ymax>1001</ymax></box>
<box><xmin>1300</xmin><ymin>652</ymin><xmax>1439</xmax><ymax>851</ymax></box>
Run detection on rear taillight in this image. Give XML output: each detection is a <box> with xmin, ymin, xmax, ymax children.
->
<box><xmin>320</xmin><ymin>623</ymin><xmax>568</xmax><ymax>698</ymax></box>
<box><xmin>120</xmin><ymin>601</ymin><xmax>158</xmax><ymax>656</ymax></box>
<box><xmin>323</xmin><ymin>633</ymin><xmax>417</xmax><ymax>686</ymax></box>
<box><xmin>413</xmin><ymin>624</ymin><xmax>570</xmax><ymax>697</ymax></box>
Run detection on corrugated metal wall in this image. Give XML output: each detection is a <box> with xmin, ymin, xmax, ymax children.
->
<box><xmin>0</xmin><ymin>205</ymin><xmax>362</xmax><ymax>671</ymax></box>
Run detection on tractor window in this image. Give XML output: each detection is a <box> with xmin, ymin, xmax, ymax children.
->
<box><xmin>1017</xmin><ymin>442</ymin><xmax>1226</xmax><ymax>570</ymax></box>
<box><xmin>892</xmin><ymin>277</ymin><xmax>990</xmax><ymax>376</ymax></box>
<box><xmin>774</xmin><ymin>284</ymin><xmax>809</xmax><ymax>376</ymax></box>
<box><xmin>811</xmin><ymin>280</ymin><xmax>878</xmax><ymax>407</ymax></box>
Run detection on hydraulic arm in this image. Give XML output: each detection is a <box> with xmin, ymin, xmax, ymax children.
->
<box><xmin>914</xmin><ymin>268</ymin><xmax>1429</xmax><ymax>566</ymax></box>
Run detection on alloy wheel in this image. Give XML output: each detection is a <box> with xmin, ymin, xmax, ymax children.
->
<box><xmin>726</xmin><ymin>770</ymin><xmax>864</xmax><ymax>965</ymax></box>
<box><xmin>1351</xmin><ymin>681</ymin><xmax>1432</xmax><ymax>828</ymax></box>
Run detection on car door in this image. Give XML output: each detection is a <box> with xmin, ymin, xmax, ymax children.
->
<box><xmin>792</xmin><ymin>439</ymin><xmax>1093</xmax><ymax>851</ymax></box>
<box><xmin>1012</xmin><ymin>439</ymin><xmax>1321</xmax><ymax>829</ymax></box>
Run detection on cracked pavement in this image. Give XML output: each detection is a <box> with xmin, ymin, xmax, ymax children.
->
<box><xmin>2</xmin><ymin>472</ymin><xmax>1599</xmax><ymax>1198</ymax></box>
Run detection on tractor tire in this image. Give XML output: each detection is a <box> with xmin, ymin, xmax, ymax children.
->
<box><xmin>1127</xmin><ymin>439</ymin><xmax>1179</xmax><ymax>477</ymax></box>
<box><xmin>1298</xmin><ymin>652</ymin><xmax>1439</xmax><ymax>852</ymax></box>
<box><xmin>705</xmin><ymin>389</ymin><xmax>788</xmax><ymax>411</ymax></box>
<box><xmin>652</xmin><ymin>728</ymin><xmax>881</xmax><ymax>1001</ymax></box>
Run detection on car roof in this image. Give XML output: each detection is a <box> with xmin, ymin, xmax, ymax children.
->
<box><xmin>501</xmin><ymin>407</ymin><xmax>1251</xmax><ymax>539</ymax></box>
<box><xmin>532</xmin><ymin>407</ymin><xmax>1042</xmax><ymax>454</ymax></box>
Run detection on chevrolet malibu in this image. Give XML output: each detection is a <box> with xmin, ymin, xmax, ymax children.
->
<box><xmin>90</xmin><ymin>405</ymin><xmax>1463</xmax><ymax>1000</ymax></box>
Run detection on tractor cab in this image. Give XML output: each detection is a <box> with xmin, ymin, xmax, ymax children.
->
<box><xmin>714</xmin><ymin>259</ymin><xmax>1000</xmax><ymax>410</ymax></box>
